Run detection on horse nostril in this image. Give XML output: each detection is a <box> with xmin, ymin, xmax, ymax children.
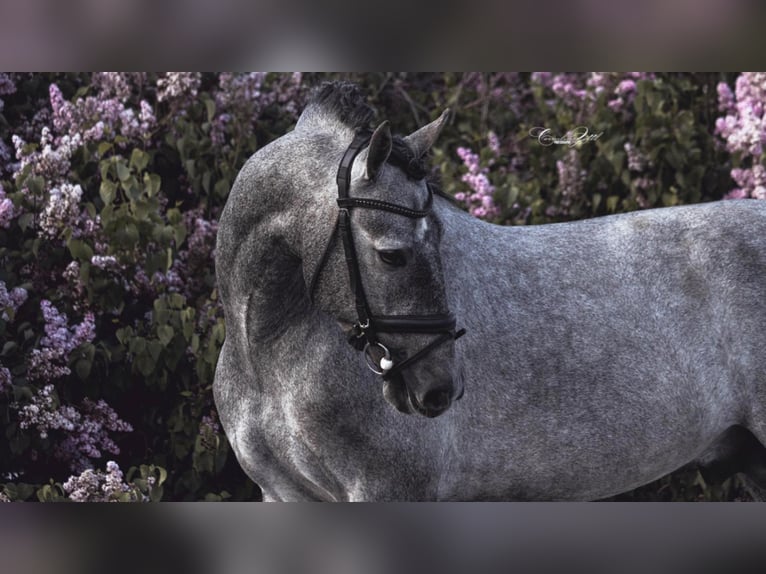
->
<box><xmin>421</xmin><ymin>389</ymin><xmax>451</xmax><ymax>413</ymax></box>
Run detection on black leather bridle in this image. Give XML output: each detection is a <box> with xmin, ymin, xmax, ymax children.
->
<box><xmin>309</xmin><ymin>130</ymin><xmax>465</xmax><ymax>381</ymax></box>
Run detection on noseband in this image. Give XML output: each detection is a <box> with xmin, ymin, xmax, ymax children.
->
<box><xmin>310</xmin><ymin>130</ymin><xmax>465</xmax><ymax>380</ymax></box>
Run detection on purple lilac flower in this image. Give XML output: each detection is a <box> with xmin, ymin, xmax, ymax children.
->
<box><xmin>200</xmin><ymin>412</ymin><xmax>221</xmax><ymax>437</ymax></box>
<box><xmin>615</xmin><ymin>79</ymin><xmax>637</xmax><ymax>96</ymax></box>
<box><xmin>210</xmin><ymin>113</ymin><xmax>231</xmax><ymax>146</ymax></box>
<box><xmin>63</xmin><ymin>461</ymin><xmax>142</xmax><ymax>502</ymax></box>
<box><xmin>48</xmin><ymin>83</ymin><xmax>154</xmax><ymax>150</ymax></box>
<box><xmin>52</xmin><ymin>398</ymin><xmax>132</xmax><ymax>470</ymax></box>
<box><xmin>0</xmin><ymin>139</ymin><xmax>12</xmax><ymax>174</ymax></box>
<box><xmin>12</xmin><ymin>126</ymin><xmax>82</xmax><ymax>184</ymax></box>
<box><xmin>531</xmin><ymin>72</ymin><xmax>654</xmax><ymax>115</ymax></box>
<box><xmin>488</xmin><ymin>131</ymin><xmax>501</xmax><ymax>157</ymax></box>
<box><xmin>27</xmin><ymin>300</ymin><xmax>96</xmax><ymax>382</ymax></box>
<box><xmin>0</xmin><ymin>280</ymin><xmax>27</xmax><ymax>321</ymax></box>
<box><xmin>530</xmin><ymin>72</ymin><xmax>553</xmax><ymax>88</ymax></box>
<box><xmin>455</xmin><ymin>145</ymin><xmax>499</xmax><ymax>220</ymax></box>
<box><xmin>216</xmin><ymin>72</ymin><xmax>267</xmax><ymax>110</ymax></box>
<box><xmin>18</xmin><ymin>384</ymin><xmax>132</xmax><ymax>472</ymax></box>
<box><xmin>157</xmin><ymin>72</ymin><xmax>201</xmax><ymax>103</ymax></box>
<box><xmin>717</xmin><ymin>82</ymin><xmax>735</xmax><ymax>114</ymax></box>
<box><xmin>91</xmin><ymin>255</ymin><xmax>120</xmax><ymax>270</ymax></box>
<box><xmin>716</xmin><ymin>73</ymin><xmax>766</xmax><ymax>157</ymax></box>
<box><xmin>39</xmin><ymin>183</ymin><xmax>82</xmax><ymax>239</ymax></box>
<box><xmin>716</xmin><ymin>73</ymin><xmax>766</xmax><ymax>200</ymax></box>
<box><xmin>91</xmin><ymin>73</ymin><xmax>145</xmax><ymax>100</ymax></box>
<box><xmin>624</xmin><ymin>142</ymin><xmax>650</xmax><ymax>172</ymax></box>
<box><xmin>0</xmin><ymin>184</ymin><xmax>17</xmax><ymax>228</ymax></box>
<box><xmin>0</xmin><ymin>364</ymin><xmax>11</xmax><ymax>393</ymax></box>
<box><xmin>0</xmin><ymin>73</ymin><xmax>15</xmax><ymax>96</ymax></box>
<box><xmin>0</xmin><ymin>72</ymin><xmax>16</xmax><ymax>114</ymax></box>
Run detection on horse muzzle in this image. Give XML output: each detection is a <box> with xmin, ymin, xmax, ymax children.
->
<box><xmin>382</xmin><ymin>372</ymin><xmax>463</xmax><ymax>418</ymax></box>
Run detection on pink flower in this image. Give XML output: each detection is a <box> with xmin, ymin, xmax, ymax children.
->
<box><xmin>724</xmin><ymin>188</ymin><xmax>748</xmax><ymax>200</ymax></box>
<box><xmin>615</xmin><ymin>79</ymin><xmax>636</xmax><ymax>96</ymax></box>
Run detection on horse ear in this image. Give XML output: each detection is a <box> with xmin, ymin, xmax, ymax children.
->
<box><xmin>403</xmin><ymin>109</ymin><xmax>450</xmax><ymax>158</ymax></box>
<box><xmin>365</xmin><ymin>121</ymin><xmax>392</xmax><ymax>181</ymax></box>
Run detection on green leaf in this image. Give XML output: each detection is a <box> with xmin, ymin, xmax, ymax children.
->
<box><xmin>166</xmin><ymin>208</ymin><xmax>182</xmax><ymax>225</ymax></box>
<box><xmin>116</xmin><ymin>222</ymin><xmax>139</xmax><ymax>247</ymax></box>
<box><xmin>97</xmin><ymin>141</ymin><xmax>113</xmax><ymax>157</ymax></box>
<box><xmin>190</xmin><ymin>333</ymin><xmax>200</xmax><ymax>354</ymax></box>
<box><xmin>214</xmin><ymin>178</ymin><xmax>230</xmax><ymax>199</ymax></box>
<box><xmin>153</xmin><ymin>300</ymin><xmax>169</xmax><ymax>325</ymax></box>
<box><xmin>31</xmin><ymin>237</ymin><xmax>41</xmax><ymax>258</ymax></box>
<box><xmin>184</xmin><ymin>159</ymin><xmax>196</xmax><ymax>179</ymax></box>
<box><xmin>1</xmin><ymin>341</ymin><xmax>17</xmax><ymax>356</ymax></box>
<box><xmin>136</xmin><ymin>353</ymin><xmax>155</xmax><ymax>377</ymax></box>
<box><xmin>168</xmin><ymin>293</ymin><xmax>186</xmax><ymax>310</ymax></box>
<box><xmin>100</xmin><ymin>180</ymin><xmax>116</xmax><ymax>206</ymax></box>
<box><xmin>204</xmin><ymin>97</ymin><xmax>216</xmax><ymax>123</ymax></box>
<box><xmin>157</xmin><ymin>325</ymin><xmax>174</xmax><ymax>346</ymax></box>
<box><xmin>129</xmin><ymin>337</ymin><xmax>147</xmax><ymax>355</ymax></box>
<box><xmin>116</xmin><ymin>160</ymin><xmax>131</xmax><ymax>182</ymax></box>
<box><xmin>67</xmin><ymin>238</ymin><xmax>94</xmax><ymax>261</ymax></box>
<box><xmin>144</xmin><ymin>173</ymin><xmax>161</xmax><ymax>197</ymax></box>
<box><xmin>130</xmin><ymin>148</ymin><xmax>149</xmax><ymax>172</ymax></box>
<box><xmin>180</xmin><ymin>308</ymin><xmax>195</xmax><ymax>340</ymax></box>
<box><xmin>202</xmin><ymin>171</ymin><xmax>212</xmax><ymax>195</ymax></box>
<box><xmin>173</xmin><ymin>223</ymin><xmax>187</xmax><ymax>247</ymax></box>
<box><xmin>100</xmin><ymin>160</ymin><xmax>112</xmax><ymax>181</ymax></box>
<box><xmin>123</xmin><ymin>175</ymin><xmax>141</xmax><ymax>201</ymax></box>
<box><xmin>26</xmin><ymin>176</ymin><xmax>45</xmax><ymax>198</ymax></box>
<box><xmin>75</xmin><ymin>357</ymin><xmax>92</xmax><ymax>380</ymax></box>
<box><xmin>148</xmin><ymin>340</ymin><xmax>164</xmax><ymax>362</ymax></box>
<box><xmin>17</xmin><ymin>213</ymin><xmax>34</xmax><ymax>231</ymax></box>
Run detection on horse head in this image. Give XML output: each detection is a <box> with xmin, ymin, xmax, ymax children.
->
<box><xmin>305</xmin><ymin>92</ymin><xmax>464</xmax><ymax>417</ymax></box>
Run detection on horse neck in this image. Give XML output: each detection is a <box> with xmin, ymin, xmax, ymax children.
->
<box><xmin>216</xmin><ymin>132</ymin><xmax>345</xmax><ymax>346</ymax></box>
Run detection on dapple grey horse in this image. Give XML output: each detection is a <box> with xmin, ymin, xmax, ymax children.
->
<box><xmin>214</xmin><ymin>82</ymin><xmax>766</xmax><ymax>501</ymax></box>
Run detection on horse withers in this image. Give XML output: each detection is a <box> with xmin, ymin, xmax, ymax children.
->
<box><xmin>214</xmin><ymin>81</ymin><xmax>766</xmax><ymax>501</ymax></box>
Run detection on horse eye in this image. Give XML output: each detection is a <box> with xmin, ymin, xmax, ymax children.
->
<box><xmin>378</xmin><ymin>250</ymin><xmax>407</xmax><ymax>267</ymax></box>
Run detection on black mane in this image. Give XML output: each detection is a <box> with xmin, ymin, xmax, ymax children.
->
<box><xmin>306</xmin><ymin>81</ymin><xmax>450</xmax><ymax>195</ymax></box>
<box><xmin>308</xmin><ymin>81</ymin><xmax>375</xmax><ymax>129</ymax></box>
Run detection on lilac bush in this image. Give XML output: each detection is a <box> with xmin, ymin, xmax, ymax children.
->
<box><xmin>0</xmin><ymin>72</ymin><xmax>306</xmax><ymax>501</ymax></box>
<box><xmin>442</xmin><ymin>72</ymin><xmax>734</xmax><ymax>226</ymax></box>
